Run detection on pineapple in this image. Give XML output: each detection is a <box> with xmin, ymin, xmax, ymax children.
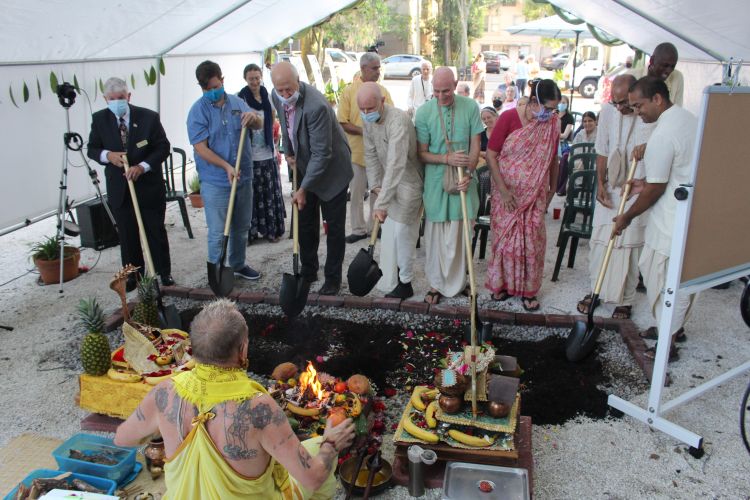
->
<box><xmin>132</xmin><ymin>275</ymin><xmax>159</xmax><ymax>327</ymax></box>
<box><xmin>78</xmin><ymin>298</ymin><xmax>111</xmax><ymax>376</ymax></box>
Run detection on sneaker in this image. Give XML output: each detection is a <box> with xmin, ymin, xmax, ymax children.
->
<box><xmin>386</xmin><ymin>281</ymin><xmax>414</xmax><ymax>299</ymax></box>
<box><xmin>234</xmin><ymin>266</ymin><xmax>261</xmax><ymax>280</ymax></box>
<box><xmin>345</xmin><ymin>233</ymin><xmax>368</xmax><ymax>244</ymax></box>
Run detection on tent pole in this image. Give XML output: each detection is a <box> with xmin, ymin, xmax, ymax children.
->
<box><xmin>610</xmin><ymin>0</ymin><xmax>725</xmax><ymax>61</ymax></box>
<box><xmin>156</xmin><ymin>57</ymin><xmax>161</xmax><ymax>115</ymax></box>
<box><xmin>570</xmin><ymin>30</ymin><xmax>580</xmax><ymax>109</ymax></box>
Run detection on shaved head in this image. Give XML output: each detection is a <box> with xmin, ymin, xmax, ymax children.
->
<box><xmin>612</xmin><ymin>74</ymin><xmax>637</xmax><ymax>115</ymax></box>
<box><xmin>649</xmin><ymin>42</ymin><xmax>679</xmax><ymax>81</ymax></box>
<box><xmin>271</xmin><ymin>61</ymin><xmax>300</xmax><ymax>98</ymax></box>
<box><xmin>432</xmin><ymin>67</ymin><xmax>457</xmax><ymax>106</ymax></box>
<box><xmin>356</xmin><ymin>81</ymin><xmax>383</xmax><ymax>111</ymax></box>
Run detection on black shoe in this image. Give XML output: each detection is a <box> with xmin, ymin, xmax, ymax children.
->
<box><xmin>160</xmin><ymin>274</ymin><xmax>175</xmax><ymax>287</ymax></box>
<box><xmin>712</xmin><ymin>281</ymin><xmax>731</xmax><ymax>290</ymax></box>
<box><xmin>386</xmin><ymin>281</ymin><xmax>414</xmax><ymax>299</ymax></box>
<box><xmin>318</xmin><ymin>280</ymin><xmax>340</xmax><ymax>296</ymax></box>
<box><xmin>126</xmin><ymin>276</ymin><xmax>137</xmax><ymax>293</ymax></box>
<box><xmin>345</xmin><ymin>233</ymin><xmax>368</xmax><ymax>244</ymax></box>
<box><xmin>303</xmin><ymin>274</ymin><xmax>319</xmax><ymax>284</ymax></box>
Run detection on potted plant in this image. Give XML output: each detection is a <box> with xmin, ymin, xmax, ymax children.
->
<box><xmin>324</xmin><ymin>82</ymin><xmax>337</xmax><ymax>106</ymax></box>
<box><xmin>31</xmin><ymin>235</ymin><xmax>80</xmax><ymax>284</ymax></box>
<box><xmin>188</xmin><ymin>174</ymin><xmax>203</xmax><ymax>208</ymax></box>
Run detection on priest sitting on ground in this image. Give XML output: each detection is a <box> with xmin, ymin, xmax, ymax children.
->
<box><xmin>114</xmin><ymin>299</ymin><xmax>355</xmax><ymax>499</ymax></box>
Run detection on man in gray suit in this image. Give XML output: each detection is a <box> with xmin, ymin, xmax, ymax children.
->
<box><xmin>271</xmin><ymin>62</ymin><xmax>353</xmax><ymax>295</ymax></box>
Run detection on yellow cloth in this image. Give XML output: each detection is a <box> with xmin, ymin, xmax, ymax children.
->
<box><xmin>337</xmin><ymin>79</ymin><xmax>393</xmax><ymax>165</ymax></box>
<box><xmin>165</xmin><ymin>364</ymin><xmax>336</xmax><ymax>500</ymax></box>
<box><xmin>78</xmin><ymin>373</ymin><xmax>152</xmax><ymax>419</ymax></box>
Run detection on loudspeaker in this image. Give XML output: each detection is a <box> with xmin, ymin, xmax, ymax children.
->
<box><xmin>76</xmin><ymin>197</ymin><xmax>119</xmax><ymax>250</ymax></box>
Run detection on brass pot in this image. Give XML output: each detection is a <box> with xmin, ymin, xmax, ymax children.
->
<box><xmin>143</xmin><ymin>436</ymin><xmax>166</xmax><ymax>479</ymax></box>
<box><xmin>434</xmin><ymin>370</ymin><xmax>468</xmax><ymax>397</ymax></box>
<box><xmin>438</xmin><ymin>395</ymin><xmax>463</xmax><ymax>414</ymax></box>
<box><xmin>487</xmin><ymin>401</ymin><xmax>510</xmax><ymax>419</ymax></box>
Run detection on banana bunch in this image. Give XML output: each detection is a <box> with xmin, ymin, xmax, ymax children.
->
<box><xmin>107</xmin><ymin>368</ymin><xmax>142</xmax><ymax>383</ymax></box>
<box><xmin>403</xmin><ymin>415</ymin><xmax>439</xmax><ymax>444</ymax></box>
<box><xmin>447</xmin><ymin>429</ymin><xmax>496</xmax><ymax>448</ymax></box>
<box><xmin>410</xmin><ymin>386</ymin><xmax>438</xmax><ymax>411</ymax></box>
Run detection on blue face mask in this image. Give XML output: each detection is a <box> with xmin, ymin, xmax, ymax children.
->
<box><xmin>107</xmin><ymin>99</ymin><xmax>128</xmax><ymax>118</ymax></box>
<box><xmin>557</xmin><ymin>103</ymin><xmax>568</xmax><ymax>113</ymax></box>
<box><xmin>204</xmin><ymin>86</ymin><xmax>225</xmax><ymax>103</ymax></box>
<box><xmin>532</xmin><ymin>84</ymin><xmax>554</xmax><ymax>122</ymax></box>
<box><xmin>360</xmin><ymin>110</ymin><xmax>380</xmax><ymax>123</ymax></box>
<box><xmin>277</xmin><ymin>90</ymin><xmax>300</xmax><ymax>107</ymax></box>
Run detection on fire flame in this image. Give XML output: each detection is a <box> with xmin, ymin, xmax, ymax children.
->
<box><xmin>298</xmin><ymin>361</ymin><xmax>326</xmax><ymax>400</ymax></box>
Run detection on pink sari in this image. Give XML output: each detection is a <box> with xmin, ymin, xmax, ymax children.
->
<box><xmin>485</xmin><ymin>116</ymin><xmax>558</xmax><ymax>297</ymax></box>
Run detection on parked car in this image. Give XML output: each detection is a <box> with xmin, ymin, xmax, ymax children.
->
<box><xmin>325</xmin><ymin>48</ymin><xmax>359</xmax><ymax>83</ymax></box>
<box><xmin>381</xmin><ymin>54</ymin><xmax>429</xmax><ymax>79</ymax></box>
<box><xmin>483</xmin><ymin>51</ymin><xmax>511</xmax><ymax>73</ymax></box>
<box><xmin>542</xmin><ymin>52</ymin><xmax>570</xmax><ymax>70</ymax></box>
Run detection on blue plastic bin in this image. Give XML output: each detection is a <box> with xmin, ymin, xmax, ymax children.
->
<box><xmin>52</xmin><ymin>433</ymin><xmax>136</xmax><ymax>484</ymax></box>
<box><xmin>4</xmin><ymin>468</ymin><xmax>117</xmax><ymax>500</ymax></box>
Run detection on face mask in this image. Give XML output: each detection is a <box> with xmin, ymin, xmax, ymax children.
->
<box><xmin>492</xmin><ymin>99</ymin><xmax>503</xmax><ymax>108</ymax></box>
<box><xmin>277</xmin><ymin>90</ymin><xmax>300</xmax><ymax>107</ymax></box>
<box><xmin>532</xmin><ymin>84</ymin><xmax>553</xmax><ymax>122</ymax></box>
<box><xmin>204</xmin><ymin>86</ymin><xmax>225</xmax><ymax>103</ymax></box>
<box><xmin>557</xmin><ymin>103</ymin><xmax>568</xmax><ymax>113</ymax></box>
<box><xmin>360</xmin><ymin>110</ymin><xmax>380</xmax><ymax>123</ymax></box>
<box><xmin>107</xmin><ymin>99</ymin><xmax>128</xmax><ymax>117</ymax></box>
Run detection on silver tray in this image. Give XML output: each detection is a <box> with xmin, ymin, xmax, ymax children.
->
<box><xmin>442</xmin><ymin>461</ymin><xmax>529</xmax><ymax>500</ymax></box>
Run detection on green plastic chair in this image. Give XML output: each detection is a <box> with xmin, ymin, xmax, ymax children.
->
<box><xmin>472</xmin><ymin>165</ymin><xmax>492</xmax><ymax>259</ymax></box>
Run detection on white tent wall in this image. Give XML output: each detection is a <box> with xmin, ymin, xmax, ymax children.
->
<box><xmin>0</xmin><ymin>59</ymin><xmax>158</xmax><ymax>233</ymax></box>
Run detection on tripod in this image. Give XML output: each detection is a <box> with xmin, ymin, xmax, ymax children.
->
<box><xmin>55</xmin><ymin>95</ymin><xmax>118</xmax><ymax>294</ymax></box>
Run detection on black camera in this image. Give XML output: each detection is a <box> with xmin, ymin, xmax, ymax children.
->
<box><xmin>56</xmin><ymin>82</ymin><xmax>77</xmax><ymax>108</ymax></box>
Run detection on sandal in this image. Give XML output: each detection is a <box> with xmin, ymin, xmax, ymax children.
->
<box><xmin>424</xmin><ymin>290</ymin><xmax>442</xmax><ymax>305</ymax></box>
<box><xmin>644</xmin><ymin>344</ymin><xmax>679</xmax><ymax>362</ymax></box>
<box><xmin>611</xmin><ymin>305</ymin><xmax>632</xmax><ymax>320</ymax></box>
<box><xmin>492</xmin><ymin>290</ymin><xmax>512</xmax><ymax>302</ymax></box>
<box><xmin>576</xmin><ymin>294</ymin><xmax>598</xmax><ymax>314</ymax></box>
<box><xmin>522</xmin><ymin>296</ymin><xmax>540</xmax><ymax>312</ymax></box>
<box><xmin>638</xmin><ymin>327</ymin><xmax>687</xmax><ymax>343</ymax></box>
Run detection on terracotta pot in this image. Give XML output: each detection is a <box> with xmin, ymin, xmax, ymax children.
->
<box><xmin>143</xmin><ymin>436</ymin><xmax>166</xmax><ymax>479</ymax></box>
<box><xmin>188</xmin><ymin>192</ymin><xmax>204</xmax><ymax>208</ymax></box>
<box><xmin>34</xmin><ymin>247</ymin><xmax>80</xmax><ymax>285</ymax></box>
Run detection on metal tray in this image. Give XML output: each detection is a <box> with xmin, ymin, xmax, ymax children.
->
<box><xmin>442</xmin><ymin>461</ymin><xmax>529</xmax><ymax>500</ymax></box>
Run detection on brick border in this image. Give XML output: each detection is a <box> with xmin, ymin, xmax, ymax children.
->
<box><xmin>107</xmin><ymin>286</ymin><xmax>652</xmax><ymax>380</ymax></box>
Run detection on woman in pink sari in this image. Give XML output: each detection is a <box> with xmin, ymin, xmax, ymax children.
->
<box><xmin>485</xmin><ymin>79</ymin><xmax>561</xmax><ymax>311</ymax></box>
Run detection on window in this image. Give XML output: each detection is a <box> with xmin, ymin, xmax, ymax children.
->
<box><xmin>404</xmin><ymin>56</ymin><xmax>419</xmax><ymax>62</ymax></box>
<box><xmin>329</xmin><ymin>52</ymin><xmax>347</xmax><ymax>63</ymax></box>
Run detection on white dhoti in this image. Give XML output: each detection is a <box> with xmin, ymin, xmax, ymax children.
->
<box><xmin>424</xmin><ymin>220</ymin><xmax>468</xmax><ymax>297</ymax></box>
<box><xmin>639</xmin><ymin>244</ymin><xmax>696</xmax><ymax>335</ymax></box>
<box><xmin>349</xmin><ymin>163</ymin><xmax>376</xmax><ymax>235</ymax></box>
<box><xmin>588</xmin><ymin>187</ymin><xmax>645</xmax><ymax>305</ymax></box>
<box><xmin>376</xmin><ymin>218</ymin><xmax>421</xmax><ymax>292</ymax></box>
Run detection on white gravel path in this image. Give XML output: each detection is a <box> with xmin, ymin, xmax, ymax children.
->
<box><xmin>1</xmin><ymin>183</ymin><xmax>748</xmax><ymax>499</ymax></box>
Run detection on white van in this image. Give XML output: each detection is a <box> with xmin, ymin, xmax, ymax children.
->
<box><xmin>324</xmin><ymin>48</ymin><xmax>359</xmax><ymax>83</ymax></box>
<box><xmin>562</xmin><ymin>41</ymin><xmax>603</xmax><ymax>99</ymax></box>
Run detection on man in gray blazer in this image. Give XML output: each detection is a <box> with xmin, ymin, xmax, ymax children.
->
<box><xmin>271</xmin><ymin>62</ymin><xmax>353</xmax><ymax>295</ymax></box>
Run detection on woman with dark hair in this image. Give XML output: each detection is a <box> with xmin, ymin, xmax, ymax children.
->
<box><xmin>484</xmin><ymin>79</ymin><xmax>561</xmax><ymax>311</ymax></box>
<box><xmin>571</xmin><ymin>111</ymin><xmax>598</xmax><ymax>171</ymax></box>
<box><xmin>238</xmin><ymin>63</ymin><xmax>286</xmax><ymax>243</ymax></box>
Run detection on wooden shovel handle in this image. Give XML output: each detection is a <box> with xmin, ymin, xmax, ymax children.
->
<box><xmin>224</xmin><ymin>128</ymin><xmax>247</xmax><ymax>237</ymax></box>
<box><xmin>122</xmin><ymin>155</ymin><xmax>156</xmax><ymax>278</ymax></box>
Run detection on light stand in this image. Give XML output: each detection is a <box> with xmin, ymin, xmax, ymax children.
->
<box><xmin>54</xmin><ymin>83</ymin><xmax>118</xmax><ymax>294</ymax></box>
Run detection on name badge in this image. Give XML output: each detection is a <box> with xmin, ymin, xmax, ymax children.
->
<box><xmin>136</xmin><ymin>140</ymin><xmax>149</xmax><ymax>149</ymax></box>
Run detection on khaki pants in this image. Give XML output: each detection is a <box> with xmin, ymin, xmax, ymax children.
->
<box><xmin>349</xmin><ymin>163</ymin><xmax>376</xmax><ymax>236</ymax></box>
<box><xmin>376</xmin><ymin>217</ymin><xmax>420</xmax><ymax>292</ymax></box>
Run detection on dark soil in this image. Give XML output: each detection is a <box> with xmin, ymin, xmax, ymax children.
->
<box><xmin>182</xmin><ymin>308</ymin><xmax>616</xmax><ymax>425</ymax></box>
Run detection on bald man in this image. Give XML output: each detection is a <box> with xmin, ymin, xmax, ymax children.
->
<box><xmin>577</xmin><ymin>74</ymin><xmax>655</xmax><ymax>320</ymax></box>
<box><xmin>628</xmin><ymin>42</ymin><xmax>684</xmax><ymax>106</ymax></box>
<box><xmin>415</xmin><ymin>67</ymin><xmax>483</xmax><ymax>304</ymax></box>
<box><xmin>271</xmin><ymin>62</ymin><xmax>353</xmax><ymax>296</ymax></box>
<box><xmin>357</xmin><ymin>82</ymin><xmax>424</xmax><ymax>299</ymax></box>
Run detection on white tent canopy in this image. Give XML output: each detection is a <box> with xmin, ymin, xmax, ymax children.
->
<box><xmin>505</xmin><ymin>15</ymin><xmax>593</xmax><ymax>40</ymax></box>
<box><xmin>0</xmin><ymin>0</ymin><xmax>356</xmax><ymax>64</ymax></box>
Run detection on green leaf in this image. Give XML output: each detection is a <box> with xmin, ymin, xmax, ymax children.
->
<box><xmin>158</xmin><ymin>57</ymin><xmax>165</xmax><ymax>76</ymax></box>
<box><xmin>9</xmin><ymin>85</ymin><xmax>19</xmax><ymax>108</ymax></box>
<box><xmin>131</xmin><ymin>74</ymin><xmax>136</xmax><ymax>89</ymax></box>
<box><xmin>73</xmin><ymin>75</ymin><xmax>80</xmax><ymax>94</ymax></box>
<box><xmin>50</xmin><ymin>71</ymin><xmax>59</xmax><ymax>94</ymax></box>
<box><xmin>143</xmin><ymin>69</ymin><xmax>150</xmax><ymax>86</ymax></box>
<box><xmin>149</xmin><ymin>66</ymin><xmax>157</xmax><ymax>85</ymax></box>
<box><xmin>98</xmin><ymin>78</ymin><xmax>104</xmax><ymax>94</ymax></box>
<box><xmin>22</xmin><ymin>82</ymin><xmax>29</xmax><ymax>102</ymax></box>
<box><xmin>36</xmin><ymin>77</ymin><xmax>42</xmax><ymax>99</ymax></box>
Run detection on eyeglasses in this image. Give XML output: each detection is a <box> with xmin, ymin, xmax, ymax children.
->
<box><xmin>610</xmin><ymin>98</ymin><xmax>631</xmax><ymax>109</ymax></box>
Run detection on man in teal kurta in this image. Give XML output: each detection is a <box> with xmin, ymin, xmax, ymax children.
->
<box><xmin>415</xmin><ymin>67</ymin><xmax>483</xmax><ymax>304</ymax></box>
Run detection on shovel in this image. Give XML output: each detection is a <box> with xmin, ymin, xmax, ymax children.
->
<box><xmin>122</xmin><ymin>156</ymin><xmax>181</xmax><ymax>329</ymax></box>
<box><xmin>346</xmin><ymin>218</ymin><xmax>382</xmax><ymax>296</ymax></box>
<box><xmin>566</xmin><ymin>158</ymin><xmax>638</xmax><ymax>362</ymax></box>
<box><xmin>207</xmin><ymin>128</ymin><xmax>247</xmax><ymax>297</ymax></box>
<box><xmin>279</xmin><ymin>164</ymin><xmax>310</xmax><ymax>317</ymax></box>
<box><xmin>741</xmin><ymin>280</ymin><xmax>750</xmax><ymax>329</ymax></box>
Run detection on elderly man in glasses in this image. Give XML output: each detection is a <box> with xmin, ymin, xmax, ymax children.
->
<box><xmin>576</xmin><ymin>74</ymin><xmax>655</xmax><ymax>321</ymax></box>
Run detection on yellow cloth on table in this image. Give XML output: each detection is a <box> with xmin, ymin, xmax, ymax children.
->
<box><xmin>78</xmin><ymin>373</ymin><xmax>152</xmax><ymax>419</ymax></box>
<box><xmin>164</xmin><ymin>364</ymin><xmax>336</xmax><ymax>500</ymax></box>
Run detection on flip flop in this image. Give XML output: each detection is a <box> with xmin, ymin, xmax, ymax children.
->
<box><xmin>522</xmin><ymin>296</ymin><xmax>540</xmax><ymax>312</ymax></box>
<box><xmin>638</xmin><ymin>327</ymin><xmax>687</xmax><ymax>343</ymax></box>
<box><xmin>612</xmin><ymin>305</ymin><xmax>632</xmax><ymax>319</ymax></box>
<box><xmin>576</xmin><ymin>294</ymin><xmax>596</xmax><ymax>314</ymax></box>
<box><xmin>644</xmin><ymin>344</ymin><xmax>679</xmax><ymax>362</ymax></box>
<box><xmin>424</xmin><ymin>290</ymin><xmax>442</xmax><ymax>305</ymax></box>
<box><xmin>492</xmin><ymin>290</ymin><xmax>512</xmax><ymax>302</ymax></box>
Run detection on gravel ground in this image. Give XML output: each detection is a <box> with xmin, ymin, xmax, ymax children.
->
<box><xmin>1</xmin><ymin>189</ymin><xmax>748</xmax><ymax>499</ymax></box>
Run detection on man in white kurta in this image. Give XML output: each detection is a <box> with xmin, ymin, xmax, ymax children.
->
<box><xmin>578</xmin><ymin>75</ymin><xmax>655</xmax><ymax>319</ymax></box>
<box><xmin>613</xmin><ymin>76</ymin><xmax>698</xmax><ymax>360</ymax></box>
<box><xmin>358</xmin><ymin>83</ymin><xmax>425</xmax><ymax>299</ymax></box>
<box><xmin>406</xmin><ymin>60</ymin><xmax>433</xmax><ymax>121</ymax></box>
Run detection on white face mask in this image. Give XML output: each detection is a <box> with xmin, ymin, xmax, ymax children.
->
<box><xmin>277</xmin><ymin>90</ymin><xmax>300</xmax><ymax>107</ymax></box>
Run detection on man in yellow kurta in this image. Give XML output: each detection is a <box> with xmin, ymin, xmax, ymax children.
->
<box><xmin>114</xmin><ymin>299</ymin><xmax>355</xmax><ymax>499</ymax></box>
<box><xmin>337</xmin><ymin>52</ymin><xmax>394</xmax><ymax>243</ymax></box>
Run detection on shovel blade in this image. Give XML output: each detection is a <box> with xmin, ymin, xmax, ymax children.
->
<box><xmin>280</xmin><ymin>272</ymin><xmax>310</xmax><ymax>318</ymax></box>
<box><xmin>741</xmin><ymin>281</ymin><xmax>750</xmax><ymax>328</ymax></box>
<box><xmin>207</xmin><ymin>261</ymin><xmax>234</xmax><ymax>298</ymax></box>
<box><xmin>158</xmin><ymin>305</ymin><xmax>182</xmax><ymax>330</ymax></box>
<box><xmin>565</xmin><ymin>320</ymin><xmax>601</xmax><ymax>362</ymax></box>
<box><xmin>347</xmin><ymin>248</ymin><xmax>382</xmax><ymax>296</ymax></box>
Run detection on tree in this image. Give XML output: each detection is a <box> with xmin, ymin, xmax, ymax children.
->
<box><xmin>324</xmin><ymin>0</ymin><xmax>407</xmax><ymax>51</ymax></box>
<box><xmin>429</xmin><ymin>0</ymin><xmax>491</xmax><ymax>68</ymax></box>
<box><xmin>522</xmin><ymin>0</ymin><xmax>553</xmax><ymax>21</ymax></box>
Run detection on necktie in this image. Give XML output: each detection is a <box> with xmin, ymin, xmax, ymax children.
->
<box><xmin>119</xmin><ymin>117</ymin><xmax>128</xmax><ymax>150</ymax></box>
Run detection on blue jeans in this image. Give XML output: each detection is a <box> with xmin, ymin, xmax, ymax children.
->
<box><xmin>201</xmin><ymin>180</ymin><xmax>253</xmax><ymax>270</ymax></box>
